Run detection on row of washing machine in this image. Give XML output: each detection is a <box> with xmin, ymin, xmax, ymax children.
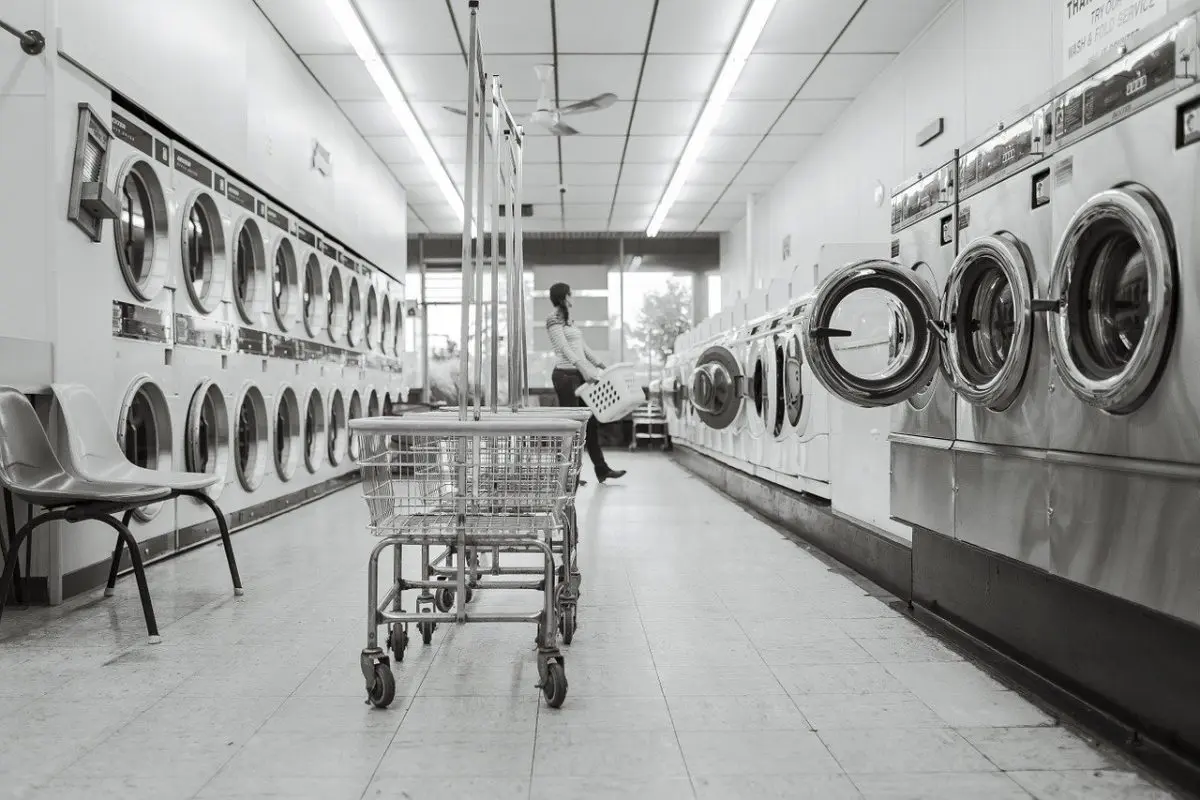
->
<box><xmin>64</xmin><ymin>87</ymin><xmax>408</xmax><ymax>578</ymax></box>
<box><xmin>663</xmin><ymin>4</ymin><xmax>1200</xmax><ymax>629</ymax></box>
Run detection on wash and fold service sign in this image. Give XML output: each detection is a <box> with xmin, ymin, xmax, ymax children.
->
<box><xmin>1061</xmin><ymin>0</ymin><xmax>1168</xmax><ymax>76</ymax></box>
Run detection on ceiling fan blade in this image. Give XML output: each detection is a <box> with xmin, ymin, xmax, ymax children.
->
<box><xmin>548</xmin><ymin>121</ymin><xmax>580</xmax><ymax>136</ymax></box>
<box><xmin>558</xmin><ymin>93</ymin><xmax>617</xmax><ymax>116</ymax></box>
<box><xmin>442</xmin><ymin>105</ymin><xmax>468</xmax><ymax>116</ymax></box>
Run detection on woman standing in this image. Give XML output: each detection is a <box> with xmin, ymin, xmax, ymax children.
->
<box><xmin>545</xmin><ymin>282</ymin><xmax>626</xmax><ymax>484</ymax></box>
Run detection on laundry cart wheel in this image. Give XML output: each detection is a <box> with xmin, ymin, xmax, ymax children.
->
<box><xmin>434</xmin><ymin>586</ymin><xmax>454</xmax><ymax>613</ymax></box>
<box><xmin>367</xmin><ymin>664</ymin><xmax>396</xmax><ymax>709</ymax></box>
<box><xmin>418</xmin><ymin>609</ymin><xmax>435</xmax><ymax>645</ymax></box>
<box><xmin>388</xmin><ymin>625</ymin><xmax>408</xmax><ymax>662</ymax></box>
<box><xmin>559</xmin><ymin>605</ymin><xmax>577</xmax><ymax>645</ymax></box>
<box><xmin>541</xmin><ymin>661</ymin><xmax>568</xmax><ymax>708</ymax></box>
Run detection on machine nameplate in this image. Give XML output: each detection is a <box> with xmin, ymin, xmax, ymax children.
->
<box><xmin>265</xmin><ymin>207</ymin><xmax>290</xmax><ymax>232</ymax></box>
<box><xmin>1085</xmin><ymin>34</ymin><xmax>1176</xmax><ymax>123</ymax></box>
<box><xmin>1054</xmin><ymin>86</ymin><xmax>1086</xmax><ymax>138</ymax></box>
<box><xmin>174</xmin><ymin>151</ymin><xmax>212</xmax><ymax>189</ymax></box>
<box><xmin>959</xmin><ymin>116</ymin><xmax>1035</xmax><ymax>195</ymax></box>
<box><xmin>227</xmin><ymin>182</ymin><xmax>256</xmax><ymax>213</ymax></box>
<box><xmin>268</xmin><ymin>334</ymin><xmax>297</xmax><ymax>360</ymax></box>
<box><xmin>112</xmin><ymin>301</ymin><xmax>170</xmax><ymax>344</ymax></box>
<box><xmin>341</xmin><ymin>253</ymin><xmax>357</xmax><ymax>271</ymax></box>
<box><xmin>322</xmin><ymin>242</ymin><xmax>340</xmax><ymax>260</ymax></box>
<box><xmin>236</xmin><ymin>327</ymin><xmax>269</xmax><ymax>356</ymax></box>
<box><xmin>174</xmin><ymin>314</ymin><xmax>232</xmax><ymax>351</ymax></box>
<box><xmin>297</xmin><ymin>226</ymin><xmax>316</xmax><ymax>246</ymax></box>
<box><xmin>111</xmin><ymin>111</ymin><xmax>159</xmax><ymax>161</ymax></box>
<box><xmin>958</xmin><ymin>205</ymin><xmax>971</xmax><ymax>230</ymax></box>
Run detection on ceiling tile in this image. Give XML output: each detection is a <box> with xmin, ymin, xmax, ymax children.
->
<box><xmin>369</xmin><ymin>136</ymin><xmax>421</xmax><ymax>163</ymax></box>
<box><xmin>562</xmin><ymin>203</ymin><xmax>613</xmax><ymax>220</ymax></box>
<box><xmin>833</xmin><ymin>0</ymin><xmax>953</xmax><ymax>53</ymax></box>
<box><xmin>755</xmin><ymin>0</ymin><xmax>859</xmax><ymax>53</ymax></box>
<box><xmin>558</xmin><ymin>55</ymin><xmax>642</xmax><ymax>104</ymax></box>
<box><xmin>731</xmin><ymin>54</ymin><xmax>821</xmax><ymax>100</ymax></box>
<box><xmin>357</xmin><ymin>0</ymin><xmax>461</xmax><ymax>54</ymax></box>
<box><xmin>339</xmin><ymin>101</ymin><xmax>403</xmax><ymax>137</ymax></box>
<box><xmin>256</xmin><ymin>0</ymin><xmax>352</xmax><ymax>55</ymax></box>
<box><xmin>631</xmin><ymin>101</ymin><xmax>701</xmax><ymax>135</ymax></box>
<box><xmin>519</xmin><ymin>135</ymin><xmax>559</xmax><ymax>164</ymax></box>
<box><xmin>711</xmin><ymin>100</ymin><xmax>789</xmax><ymax>134</ymax></box>
<box><xmin>668</xmin><ymin>202</ymin><xmax>715</xmax><ymax>219</ymax></box>
<box><xmin>773</xmin><ymin>99</ymin><xmax>852</xmax><ymax>134</ymax></box>
<box><xmin>798</xmin><ymin>54</ymin><xmax>896</xmax><ymax>99</ymax></box>
<box><xmin>486</xmin><ymin>55</ymin><xmax>558</xmax><ymax>102</ymax></box>
<box><xmin>734</xmin><ymin>161</ymin><xmax>792</xmax><ymax>184</ymax></box>
<box><xmin>559</xmin><ymin>185</ymin><xmax>616</xmax><ymax>203</ymax></box>
<box><xmin>410</xmin><ymin>102</ymin><xmax>474</xmax><ymax>137</ymax></box>
<box><xmin>752</xmin><ymin>134</ymin><xmax>816</xmax><ymax>161</ymax></box>
<box><xmin>660</xmin><ymin>216</ymin><xmax>700</xmax><ymax>233</ymax></box>
<box><xmin>719</xmin><ymin>184</ymin><xmax>764</xmax><ymax>205</ymax></box>
<box><xmin>638</xmin><ymin>54</ymin><xmax>723</xmax><ymax>100</ymax></box>
<box><xmin>405</xmin><ymin>184</ymin><xmax>446</xmax><ymax>204</ymax></box>
<box><xmin>522</xmin><ymin>185</ymin><xmax>566</xmax><ymax>203</ymax></box>
<box><xmin>522</xmin><ymin>163</ymin><xmax>563</xmax><ymax>187</ymax></box>
<box><xmin>700</xmin><ymin>136</ymin><xmax>760</xmax><ymax>163</ymax></box>
<box><xmin>384</xmin><ymin>55</ymin><xmax>468</xmax><ymax>102</ymax></box>
<box><xmin>430</xmin><ymin>136</ymin><xmax>466</xmax><ymax>165</ymax></box>
<box><xmin>688</xmin><ymin>161</ymin><xmax>742</xmax><ymax>185</ymax></box>
<box><xmin>563</xmin><ymin>163</ymin><xmax>620</xmax><ymax>186</ymax></box>
<box><xmin>618</xmin><ymin>163</ymin><xmax>676</xmax><ymax>185</ymax></box>
<box><xmin>697</xmin><ymin>218</ymin><xmax>737</xmax><ymax>232</ymax></box>
<box><xmin>301</xmin><ymin>55</ymin><xmax>379</xmax><ymax>101</ymax></box>
<box><xmin>561</xmin><ymin>136</ymin><xmax>627</xmax><ymax>164</ymax></box>
<box><xmin>389</xmin><ymin>162</ymin><xmax>435</xmax><ymax>185</ymax></box>
<box><xmin>615</xmin><ymin>183</ymin><xmax>664</xmax><ymax>203</ymax></box>
<box><xmin>675</xmin><ymin>183</ymin><xmax>726</xmax><ymax>204</ymax></box>
<box><xmin>612</xmin><ymin>202</ymin><xmax>658</xmax><ymax>219</ymax></box>
<box><xmin>609</xmin><ymin>218</ymin><xmax>649</xmax><ymax>232</ymax></box>
<box><xmin>619</xmin><ymin>135</ymin><xmax>682</xmax><ymax>164</ymax></box>
<box><xmin>556</xmin><ymin>0</ymin><xmax>655</xmax><ymax>52</ymax></box>
<box><xmin>449</xmin><ymin>0</ymin><xmax>553</xmax><ymax>52</ymax></box>
<box><xmin>651</xmin><ymin>0</ymin><xmax>746</xmax><ymax>53</ymax></box>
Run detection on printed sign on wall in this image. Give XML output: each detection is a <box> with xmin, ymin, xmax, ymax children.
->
<box><xmin>1061</xmin><ymin>0</ymin><xmax>1167</xmax><ymax>77</ymax></box>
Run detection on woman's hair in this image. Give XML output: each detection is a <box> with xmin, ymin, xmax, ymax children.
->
<box><xmin>549</xmin><ymin>282</ymin><xmax>571</xmax><ymax>324</ymax></box>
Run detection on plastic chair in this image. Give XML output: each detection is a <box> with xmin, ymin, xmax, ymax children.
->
<box><xmin>49</xmin><ymin>384</ymin><xmax>244</xmax><ymax>599</ymax></box>
<box><xmin>0</xmin><ymin>387</ymin><xmax>170</xmax><ymax>641</ymax></box>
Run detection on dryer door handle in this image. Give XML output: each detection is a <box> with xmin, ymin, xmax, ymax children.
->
<box><xmin>809</xmin><ymin>327</ymin><xmax>852</xmax><ymax>339</ymax></box>
<box><xmin>1031</xmin><ymin>298</ymin><xmax>1063</xmax><ymax>314</ymax></box>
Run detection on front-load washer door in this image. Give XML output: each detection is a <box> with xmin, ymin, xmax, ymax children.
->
<box><xmin>1047</xmin><ymin>186</ymin><xmax>1176</xmax><ymax>415</ymax></box>
<box><xmin>780</xmin><ymin>330</ymin><xmax>810</xmax><ymax>439</ymax></box>
<box><xmin>745</xmin><ymin>337</ymin><xmax>772</xmax><ymax>439</ymax></box>
<box><xmin>941</xmin><ymin>232</ymin><xmax>1038</xmax><ymax>412</ymax></box>
<box><xmin>690</xmin><ymin>344</ymin><xmax>745</xmax><ymax>430</ymax></box>
<box><xmin>801</xmin><ymin>259</ymin><xmax>944</xmax><ymax>408</ymax></box>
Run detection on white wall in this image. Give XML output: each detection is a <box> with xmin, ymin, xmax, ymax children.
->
<box><xmin>54</xmin><ymin>0</ymin><xmax>407</xmax><ymax>275</ymax></box>
<box><xmin>721</xmin><ymin>0</ymin><xmax>1058</xmax><ymax>298</ymax></box>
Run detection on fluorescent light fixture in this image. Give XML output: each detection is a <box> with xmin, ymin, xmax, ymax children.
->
<box><xmin>645</xmin><ymin>0</ymin><xmax>778</xmax><ymax>237</ymax></box>
<box><xmin>325</xmin><ymin>0</ymin><xmax>464</xmax><ymax>224</ymax></box>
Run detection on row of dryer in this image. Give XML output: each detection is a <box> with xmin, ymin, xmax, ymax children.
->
<box><xmin>74</xmin><ymin>89</ymin><xmax>407</xmax><ymax>572</ymax></box>
<box><xmin>662</xmin><ymin>5</ymin><xmax>1200</xmax><ymax>629</ymax></box>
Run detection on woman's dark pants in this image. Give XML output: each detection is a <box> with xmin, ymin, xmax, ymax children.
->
<box><xmin>551</xmin><ymin>367</ymin><xmax>607</xmax><ymax>475</ymax></box>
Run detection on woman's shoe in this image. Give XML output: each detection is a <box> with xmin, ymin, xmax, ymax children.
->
<box><xmin>597</xmin><ymin>468</ymin><xmax>626</xmax><ymax>483</ymax></box>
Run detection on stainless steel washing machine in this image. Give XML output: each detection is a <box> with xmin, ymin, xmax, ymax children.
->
<box><xmin>949</xmin><ymin>100</ymin><xmax>1056</xmax><ymax>568</ymax></box>
<box><xmin>1040</xmin><ymin>10</ymin><xmax>1200</xmax><ymax>625</ymax></box>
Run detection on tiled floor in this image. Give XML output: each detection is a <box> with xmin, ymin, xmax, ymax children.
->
<box><xmin>0</xmin><ymin>453</ymin><xmax>1182</xmax><ymax>799</ymax></box>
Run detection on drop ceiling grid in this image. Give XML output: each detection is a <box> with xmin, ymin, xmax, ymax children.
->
<box><xmin>256</xmin><ymin>0</ymin><xmax>953</xmax><ymax>235</ymax></box>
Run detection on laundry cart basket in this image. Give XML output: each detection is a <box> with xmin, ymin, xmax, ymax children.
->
<box><xmin>575</xmin><ymin>362</ymin><xmax>643</xmax><ymax>423</ymax></box>
<box><xmin>352</xmin><ymin>413</ymin><xmax>579</xmax><ymax>710</ymax></box>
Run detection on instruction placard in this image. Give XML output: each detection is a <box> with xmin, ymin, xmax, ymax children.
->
<box><xmin>1061</xmin><ymin>0</ymin><xmax>1168</xmax><ymax>76</ymax></box>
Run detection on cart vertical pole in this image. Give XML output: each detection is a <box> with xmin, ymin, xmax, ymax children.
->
<box><xmin>458</xmin><ymin>2</ymin><xmax>480</xmax><ymax>423</ymax></box>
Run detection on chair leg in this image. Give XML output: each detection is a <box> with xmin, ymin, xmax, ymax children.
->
<box><xmin>104</xmin><ymin>509</ymin><xmax>134</xmax><ymax>598</ymax></box>
<box><xmin>95</xmin><ymin>515</ymin><xmax>160</xmax><ymax>643</ymax></box>
<box><xmin>181</xmin><ymin>490</ymin><xmax>243</xmax><ymax>596</ymax></box>
<box><xmin>2</xmin><ymin>489</ymin><xmax>22</xmax><ymax>605</ymax></box>
<box><xmin>0</xmin><ymin>513</ymin><xmax>56</xmax><ymax>628</ymax></box>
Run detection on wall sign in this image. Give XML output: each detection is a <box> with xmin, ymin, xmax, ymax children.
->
<box><xmin>1061</xmin><ymin>0</ymin><xmax>1167</xmax><ymax>77</ymax></box>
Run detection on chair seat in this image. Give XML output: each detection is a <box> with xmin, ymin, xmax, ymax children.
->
<box><xmin>84</xmin><ymin>462</ymin><xmax>220</xmax><ymax>493</ymax></box>
<box><xmin>13</xmin><ymin>469</ymin><xmax>173</xmax><ymax>508</ymax></box>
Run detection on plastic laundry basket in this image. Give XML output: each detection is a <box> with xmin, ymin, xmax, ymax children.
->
<box><xmin>575</xmin><ymin>363</ymin><xmax>643</xmax><ymax>423</ymax></box>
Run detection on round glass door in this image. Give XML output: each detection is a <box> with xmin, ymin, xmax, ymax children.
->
<box><xmin>941</xmin><ymin>233</ymin><xmax>1036</xmax><ymax>412</ymax></box>
<box><xmin>746</xmin><ymin>336</ymin><xmax>771</xmax><ymax>439</ymax></box>
<box><xmin>800</xmin><ymin>259</ymin><xmax>941</xmax><ymax>408</ymax></box>
<box><xmin>690</xmin><ymin>344</ymin><xmax>744</xmax><ymax>430</ymax></box>
<box><xmin>1047</xmin><ymin>185</ymin><xmax>1175</xmax><ymax>414</ymax></box>
<box><xmin>778</xmin><ymin>331</ymin><xmax>805</xmax><ymax>439</ymax></box>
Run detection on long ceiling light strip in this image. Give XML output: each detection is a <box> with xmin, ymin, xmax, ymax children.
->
<box><xmin>325</xmin><ymin>0</ymin><xmax>465</xmax><ymax>223</ymax></box>
<box><xmin>645</xmin><ymin>0</ymin><xmax>778</xmax><ymax>237</ymax></box>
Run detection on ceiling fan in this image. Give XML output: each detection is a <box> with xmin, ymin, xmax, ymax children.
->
<box><xmin>442</xmin><ymin>64</ymin><xmax>616</xmax><ymax>136</ymax></box>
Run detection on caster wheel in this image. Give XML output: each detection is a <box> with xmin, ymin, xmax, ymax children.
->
<box><xmin>419</xmin><ymin>610</ymin><xmax>434</xmax><ymax>645</ymax></box>
<box><xmin>541</xmin><ymin>661</ymin><xmax>568</xmax><ymax>708</ymax></box>
<box><xmin>434</xmin><ymin>587</ymin><xmax>454</xmax><ymax>613</ymax></box>
<box><xmin>559</xmin><ymin>605</ymin><xmax>577</xmax><ymax>645</ymax></box>
<box><xmin>367</xmin><ymin>663</ymin><xmax>396</xmax><ymax>709</ymax></box>
<box><xmin>388</xmin><ymin>625</ymin><xmax>408</xmax><ymax>662</ymax></box>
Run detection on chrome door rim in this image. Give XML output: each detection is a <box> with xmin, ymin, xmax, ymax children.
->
<box><xmin>745</xmin><ymin>336</ymin><xmax>770</xmax><ymax>439</ymax></box>
<box><xmin>690</xmin><ymin>344</ymin><xmax>744</xmax><ymax>431</ymax></box>
<box><xmin>801</xmin><ymin>259</ymin><xmax>941</xmax><ymax>408</ymax></box>
<box><xmin>781</xmin><ymin>330</ymin><xmax>806</xmax><ymax>436</ymax></box>
<box><xmin>1048</xmin><ymin>186</ymin><xmax>1175</xmax><ymax>415</ymax></box>
<box><xmin>941</xmin><ymin>232</ymin><xmax>1034</xmax><ymax>411</ymax></box>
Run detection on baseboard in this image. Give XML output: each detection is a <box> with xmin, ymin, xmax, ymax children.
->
<box><xmin>60</xmin><ymin>471</ymin><xmax>361</xmax><ymax>601</ymax></box>
<box><xmin>912</xmin><ymin>525</ymin><xmax>1200</xmax><ymax>797</ymax></box>
<box><xmin>672</xmin><ymin>444</ymin><xmax>912</xmax><ymax>602</ymax></box>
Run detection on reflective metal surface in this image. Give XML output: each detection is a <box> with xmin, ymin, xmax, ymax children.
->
<box><xmin>889</xmin><ymin>434</ymin><xmax>953</xmax><ymax>535</ymax></box>
<box><xmin>953</xmin><ymin>441</ymin><xmax>1050</xmax><ymax>570</ymax></box>
<box><xmin>114</xmin><ymin>157</ymin><xmax>170</xmax><ymax>301</ymax></box>
<box><xmin>690</xmin><ymin>344</ymin><xmax>744</xmax><ymax>431</ymax></box>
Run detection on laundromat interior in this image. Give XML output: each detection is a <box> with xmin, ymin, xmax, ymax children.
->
<box><xmin>1</xmin><ymin>0</ymin><xmax>1198</xmax><ymax>797</ymax></box>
